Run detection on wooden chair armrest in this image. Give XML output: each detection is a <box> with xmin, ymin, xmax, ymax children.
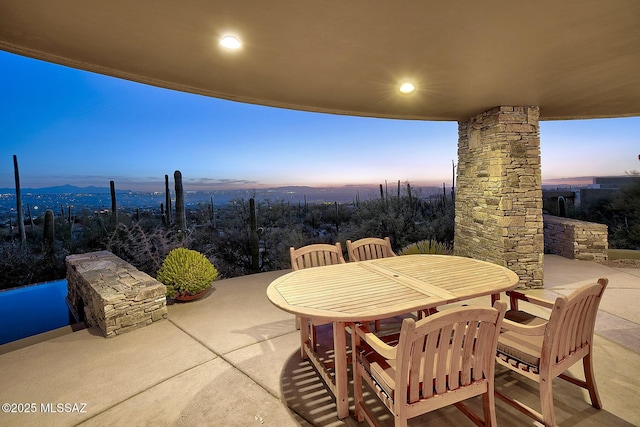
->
<box><xmin>507</xmin><ymin>290</ymin><xmax>555</xmax><ymax>310</ymax></box>
<box><xmin>501</xmin><ymin>318</ymin><xmax>548</xmax><ymax>336</ymax></box>
<box><xmin>354</xmin><ymin>324</ymin><xmax>397</xmax><ymax>360</ymax></box>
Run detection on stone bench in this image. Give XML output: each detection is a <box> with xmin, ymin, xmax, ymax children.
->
<box><xmin>543</xmin><ymin>215</ymin><xmax>608</xmax><ymax>263</ymax></box>
<box><xmin>66</xmin><ymin>251</ymin><xmax>167</xmax><ymax>338</ymax></box>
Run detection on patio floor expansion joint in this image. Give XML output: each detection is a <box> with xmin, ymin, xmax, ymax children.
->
<box><xmin>166</xmin><ymin>318</ymin><xmax>287</xmax><ymax>405</ymax></box>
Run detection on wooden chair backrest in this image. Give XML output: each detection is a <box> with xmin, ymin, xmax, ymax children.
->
<box><xmin>394</xmin><ymin>301</ymin><xmax>506</xmax><ymax>406</ymax></box>
<box><xmin>289</xmin><ymin>243</ymin><xmax>346</xmax><ymax>271</ymax></box>
<box><xmin>544</xmin><ymin>278</ymin><xmax>608</xmax><ymax>369</ymax></box>
<box><xmin>346</xmin><ymin>237</ymin><xmax>396</xmax><ymax>262</ymax></box>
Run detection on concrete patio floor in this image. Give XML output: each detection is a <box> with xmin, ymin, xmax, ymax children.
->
<box><xmin>1</xmin><ymin>255</ymin><xmax>638</xmax><ymax>426</ymax></box>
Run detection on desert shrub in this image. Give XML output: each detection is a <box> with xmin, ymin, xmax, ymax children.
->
<box><xmin>609</xmin><ymin>176</ymin><xmax>640</xmax><ymax>249</ymax></box>
<box><xmin>0</xmin><ymin>241</ymin><xmax>39</xmax><ymax>289</ymax></box>
<box><xmin>570</xmin><ymin>175</ymin><xmax>640</xmax><ymax>249</ymax></box>
<box><xmin>104</xmin><ymin>221</ymin><xmax>184</xmax><ymax>277</ymax></box>
<box><xmin>346</xmin><ymin>186</ymin><xmax>455</xmax><ymax>250</ymax></box>
<box><xmin>0</xmin><ymin>240</ymin><xmax>66</xmax><ymax>289</ymax></box>
<box><xmin>398</xmin><ymin>239</ymin><xmax>453</xmax><ymax>255</ymax></box>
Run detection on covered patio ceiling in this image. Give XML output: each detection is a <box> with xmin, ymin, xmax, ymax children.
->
<box><xmin>1</xmin><ymin>1</ymin><xmax>639</xmax><ymax>121</ymax></box>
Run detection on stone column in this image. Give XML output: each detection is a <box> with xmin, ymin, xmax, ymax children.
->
<box><xmin>455</xmin><ymin>106</ymin><xmax>543</xmax><ymax>288</ymax></box>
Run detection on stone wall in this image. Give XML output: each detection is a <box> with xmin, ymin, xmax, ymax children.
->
<box><xmin>544</xmin><ymin>215</ymin><xmax>608</xmax><ymax>263</ymax></box>
<box><xmin>455</xmin><ymin>106</ymin><xmax>543</xmax><ymax>288</ymax></box>
<box><xmin>66</xmin><ymin>251</ymin><xmax>167</xmax><ymax>338</ymax></box>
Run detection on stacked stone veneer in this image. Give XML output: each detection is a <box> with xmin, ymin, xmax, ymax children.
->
<box><xmin>455</xmin><ymin>106</ymin><xmax>543</xmax><ymax>288</ymax></box>
<box><xmin>544</xmin><ymin>215</ymin><xmax>608</xmax><ymax>263</ymax></box>
<box><xmin>66</xmin><ymin>251</ymin><xmax>167</xmax><ymax>338</ymax></box>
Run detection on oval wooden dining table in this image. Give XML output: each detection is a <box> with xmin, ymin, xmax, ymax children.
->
<box><xmin>267</xmin><ymin>254</ymin><xmax>520</xmax><ymax>419</ymax></box>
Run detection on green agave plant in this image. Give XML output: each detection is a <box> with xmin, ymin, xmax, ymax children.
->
<box><xmin>157</xmin><ymin>248</ymin><xmax>218</xmax><ymax>297</ymax></box>
<box><xmin>398</xmin><ymin>239</ymin><xmax>453</xmax><ymax>256</ymax></box>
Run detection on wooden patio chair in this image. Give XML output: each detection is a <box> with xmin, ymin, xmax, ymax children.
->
<box><xmin>289</xmin><ymin>243</ymin><xmax>346</xmax><ymax>350</ymax></box>
<box><xmin>346</xmin><ymin>237</ymin><xmax>397</xmax><ymax>329</ymax></box>
<box><xmin>352</xmin><ymin>301</ymin><xmax>507</xmax><ymax>427</ymax></box>
<box><xmin>495</xmin><ymin>278</ymin><xmax>608</xmax><ymax>427</ymax></box>
<box><xmin>346</xmin><ymin>236</ymin><xmax>396</xmax><ymax>262</ymax></box>
<box><xmin>290</xmin><ymin>242</ymin><xmax>346</xmax><ymax>271</ymax></box>
<box><xmin>346</xmin><ymin>237</ymin><xmax>436</xmax><ymax>321</ymax></box>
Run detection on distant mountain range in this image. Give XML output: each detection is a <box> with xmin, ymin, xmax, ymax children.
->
<box><xmin>0</xmin><ymin>177</ymin><xmax>622</xmax><ymax>195</ymax></box>
<box><xmin>0</xmin><ymin>185</ymin><xmax>132</xmax><ymax>194</ymax></box>
<box><xmin>541</xmin><ymin>176</ymin><xmax>595</xmax><ymax>187</ymax></box>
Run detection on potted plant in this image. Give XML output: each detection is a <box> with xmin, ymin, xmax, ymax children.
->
<box><xmin>157</xmin><ymin>247</ymin><xmax>218</xmax><ymax>302</ymax></box>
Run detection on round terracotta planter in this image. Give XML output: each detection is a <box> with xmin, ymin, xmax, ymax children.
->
<box><xmin>174</xmin><ymin>286</ymin><xmax>212</xmax><ymax>302</ymax></box>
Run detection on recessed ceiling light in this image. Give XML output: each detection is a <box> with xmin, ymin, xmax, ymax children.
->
<box><xmin>398</xmin><ymin>82</ymin><xmax>416</xmax><ymax>94</ymax></box>
<box><xmin>220</xmin><ymin>35</ymin><xmax>242</xmax><ymax>49</ymax></box>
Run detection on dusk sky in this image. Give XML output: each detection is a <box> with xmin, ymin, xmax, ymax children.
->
<box><xmin>1</xmin><ymin>51</ymin><xmax>638</xmax><ymax>192</ymax></box>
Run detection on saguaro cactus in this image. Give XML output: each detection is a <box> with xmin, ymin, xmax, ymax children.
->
<box><xmin>451</xmin><ymin>159</ymin><xmax>457</xmax><ymax>204</ymax></box>
<box><xmin>165</xmin><ymin>174</ymin><xmax>172</xmax><ymax>225</ymax></box>
<box><xmin>161</xmin><ymin>202</ymin><xmax>167</xmax><ymax>226</ymax></box>
<box><xmin>174</xmin><ymin>170</ymin><xmax>186</xmax><ymax>232</ymax></box>
<box><xmin>110</xmin><ymin>180</ymin><xmax>117</xmax><ymax>222</ymax></box>
<box><xmin>13</xmin><ymin>155</ymin><xmax>26</xmax><ymax>242</ymax></box>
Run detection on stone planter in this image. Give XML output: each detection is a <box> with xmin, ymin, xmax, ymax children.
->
<box><xmin>65</xmin><ymin>251</ymin><xmax>168</xmax><ymax>338</ymax></box>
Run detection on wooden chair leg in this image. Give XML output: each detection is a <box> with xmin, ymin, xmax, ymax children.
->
<box><xmin>509</xmin><ymin>292</ymin><xmax>519</xmax><ymax>311</ymax></box>
<box><xmin>483</xmin><ymin>387</ymin><xmax>497</xmax><ymax>427</ymax></box>
<box><xmin>539</xmin><ymin>376</ymin><xmax>556</xmax><ymax>427</ymax></box>
<box><xmin>583</xmin><ymin>353</ymin><xmax>602</xmax><ymax>408</ymax></box>
<box><xmin>417</xmin><ymin>308</ymin><xmax>437</xmax><ymax>319</ymax></box>
<box><xmin>299</xmin><ymin>316</ymin><xmax>310</xmax><ymax>359</ymax></box>
<box><xmin>395</xmin><ymin>415</ymin><xmax>408</xmax><ymax>427</ymax></box>
<box><xmin>311</xmin><ymin>325</ymin><xmax>318</xmax><ymax>352</ymax></box>
<box><xmin>351</xmin><ymin>332</ymin><xmax>365</xmax><ymax>422</ymax></box>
